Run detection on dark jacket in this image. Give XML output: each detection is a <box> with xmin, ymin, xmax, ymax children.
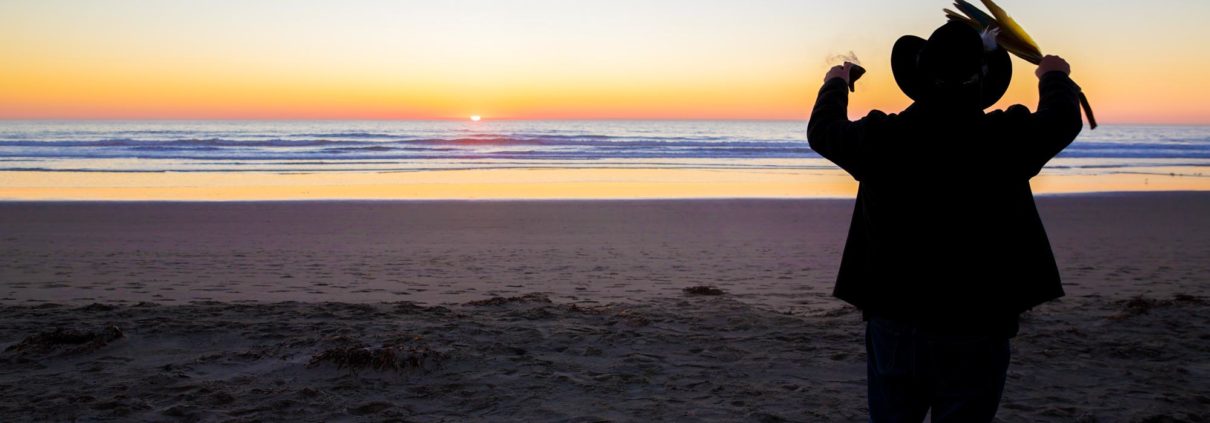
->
<box><xmin>806</xmin><ymin>71</ymin><xmax>1084</xmax><ymax>338</ymax></box>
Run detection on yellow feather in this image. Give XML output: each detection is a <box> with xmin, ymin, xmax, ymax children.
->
<box><xmin>944</xmin><ymin>9</ymin><xmax>981</xmax><ymax>30</ymax></box>
<box><xmin>996</xmin><ymin>34</ymin><xmax>1043</xmax><ymax>64</ymax></box>
<box><xmin>980</xmin><ymin>0</ymin><xmax>1043</xmax><ymax>60</ymax></box>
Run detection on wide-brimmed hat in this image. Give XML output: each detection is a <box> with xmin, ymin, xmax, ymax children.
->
<box><xmin>891</xmin><ymin>20</ymin><xmax>1012</xmax><ymax>110</ymax></box>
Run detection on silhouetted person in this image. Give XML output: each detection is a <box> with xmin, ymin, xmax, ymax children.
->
<box><xmin>806</xmin><ymin>21</ymin><xmax>1084</xmax><ymax>422</ymax></box>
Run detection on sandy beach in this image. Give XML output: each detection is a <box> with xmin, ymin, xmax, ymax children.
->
<box><xmin>1</xmin><ymin>192</ymin><xmax>1208</xmax><ymax>421</ymax></box>
<box><xmin>4</xmin><ymin>0</ymin><xmax>1210</xmax><ymax>420</ymax></box>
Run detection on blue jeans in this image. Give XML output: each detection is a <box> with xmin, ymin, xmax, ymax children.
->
<box><xmin>865</xmin><ymin>316</ymin><xmax>1011</xmax><ymax>423</ymax></box>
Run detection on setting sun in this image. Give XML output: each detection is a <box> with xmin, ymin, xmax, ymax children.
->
<box><xmin>470</xmin><ymin>115</ymin><xmax>482</xmax><ymax>122</ymax></box>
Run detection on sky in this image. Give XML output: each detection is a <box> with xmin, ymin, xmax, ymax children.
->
<box><xmin>1</xmin><ymin>0</ymin><xmax>1208</xmax><ymax>123</ymax></box>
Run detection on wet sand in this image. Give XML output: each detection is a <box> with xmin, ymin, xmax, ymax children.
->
<box><xmin>1</xmin><ymin>166</ymin><xmax>1207</xmax><ymax>201</ymax></box>
<box><xmin>0</xmin><ymin>192</ymin><xmax>1208</xmax><ymax>421</ymax></box>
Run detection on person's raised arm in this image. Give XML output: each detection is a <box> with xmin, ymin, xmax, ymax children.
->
<box><xmin>1006</xmin><ymin>55</ymin><xmax>1084</xmax><ymax>178</ymax></box>
<box><xmin>807</xmin><ymin>63</ymin><xmax>886</xmax><ymax>181</ymax></box>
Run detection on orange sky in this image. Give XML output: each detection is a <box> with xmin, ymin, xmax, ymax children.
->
<box><xmin>2</xmin><ymin>1</ymin><xmax>1208</xmax><ymax>123</ymax></box>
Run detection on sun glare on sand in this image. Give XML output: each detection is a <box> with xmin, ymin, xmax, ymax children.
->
<box><xmin>470</xmin><ymin>115</ymin><xmax>481</xmax><ymax>122</ymax></box>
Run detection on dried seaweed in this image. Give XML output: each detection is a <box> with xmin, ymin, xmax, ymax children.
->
<box><xmin>4</xmin><ymin>325</ymin><xmax>124</xmax><ymax>356</ymax></box>
<box><xmin>1109</xmin><ymin>294</ymin><xmax>1205</xmax><ymax>320</ymax></box>
<box><xmin>464</xmin><ymin>293</ymin><xmax>552</xmax><ymax>306</ymax></box>
<box><xmin>682</xmin><ymin>285</ymin><xmax>725</xmax><ymax>296</ymax></box>
<box><xmin>306</xmin><ymin>335</ymin><xmax>447</xmax><ymax>374</ymax></box>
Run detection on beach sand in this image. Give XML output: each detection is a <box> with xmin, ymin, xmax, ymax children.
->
<box><xmin>0</xmin><ymin>192</ymin><xmax>1207</xmax><ymax>421</ymax></box>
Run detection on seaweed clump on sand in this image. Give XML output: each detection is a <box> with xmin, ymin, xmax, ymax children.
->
<box><xmin>306</xmin><ymin>335</ymin><xmax>447</xmax><ymax>374</ymax></box>
<box><xmin>3</xmin><ymin>325</ymin><xmax>124</xmax><ymax>357</ymax></box>
<box><xmin>464</xmin><ymin>292</ymin><xmax>552</xmax><ymax>306</ymax></box>
<box><xmin>1109</xmin><ymin>294</ymin><xmax>1205</xmax><ymax>320</ymax></box>
<box><xmin>682</xmin><ymin>285</ymin><xmax>725</xmax><ymax>296</ymax></box>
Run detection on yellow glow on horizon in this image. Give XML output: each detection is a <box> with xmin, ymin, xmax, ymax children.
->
<box><xmin>2</xmin><ymin>168</ymin><xmax>1208</xmax><ymax>201</ymax></box>
<box><xmin>1</xmin><ymin>1</ymin><xmax>1207</xmax><ymax>123</ymax></box>
<box><xmin>0</xmin><ymin>169</ymin><xmax>862</xmax><ymax>200</ymax></box>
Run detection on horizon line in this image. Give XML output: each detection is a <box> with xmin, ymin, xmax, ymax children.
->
<box><xmin>0</xmin><ymin>117</ymin><xmax>1205</xmax><ymax>126</ymax></box>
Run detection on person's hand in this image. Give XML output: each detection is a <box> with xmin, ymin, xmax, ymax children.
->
<box><xmin>1036</xmin><ymin>55</ymin><xmax>1071</xmax><ymax>79</ymax></box>
<box><xmin>825</xmin><ymin>62</ymin><xmax>855</xmax><ymax>85</ymax></box>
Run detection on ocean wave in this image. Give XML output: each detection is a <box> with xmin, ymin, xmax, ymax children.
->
<box><xmin>286</xmin><ymin>132</ymin><xmax>418</xmax><ymax>139</ymax></box>
<box><xmin>0</xmin><ymin>121</ymin><xmax>1207</xmax><ymax>173</ymax></box>
<box><xmin>0</xmin><ymin>136</ymin><xmax>806</xmax><ymax>153</ymax></box>
<box><xmin>0</xmin><ymin>138</ymin><xmax>364</xmax><ymax>148</ymax></box>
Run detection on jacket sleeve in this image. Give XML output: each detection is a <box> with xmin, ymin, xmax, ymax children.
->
<box><xmin>806</xmin><ymin>76</ymin><xmax>888</xmax><ymax>181</ymax></box>
<box><xmin>1002</xmin><ymin>71</ymin><xmax>1085</xmax><ymax>178</ymax></box>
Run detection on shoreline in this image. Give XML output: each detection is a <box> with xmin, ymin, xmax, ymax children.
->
<box><xmin>3</xmin><ymin>167</ymin><xmax>1209</xmax><ymax>201</ymax></box>
<box><xmin>0</xmin><ymin>189</ymin><xmax>1206</xmax><ymax>205</ymax></box>
<box><xmin>0</xmin><ymin>188</ymin><xmax>1203</xmax><ymax>200</ymax></box>
<box><xmin>2</xmin><ymin>189</ymin><xmax>1209</xmax><ymax>203</ymax></box>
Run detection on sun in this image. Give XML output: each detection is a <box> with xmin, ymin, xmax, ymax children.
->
<box><xmin>470</xmin><ymin>115</ymin><xmax>481</xmax><ymax>122</ymax></box>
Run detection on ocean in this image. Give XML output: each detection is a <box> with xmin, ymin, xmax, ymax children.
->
<box><xmin>1</xmin><ymin>120</ymin><xmax>1208</xmax><ymax>175</ymax></box>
